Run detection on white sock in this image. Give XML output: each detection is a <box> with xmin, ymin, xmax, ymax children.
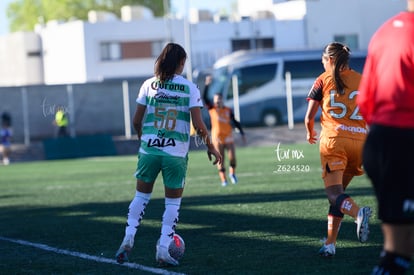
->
<box><xmin>159</xmin><ymin>197</ymin><xmax>181</xmax><ymax>248</ymax></box>
<box><xmin>125</xmin><ymin>191</ymin><xmax>151</xmax><ymax>237</ymax></box>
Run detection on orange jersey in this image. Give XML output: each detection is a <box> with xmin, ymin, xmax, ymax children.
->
<box><xmin>209</xmin><ymin>106</ymin><xmax>234</xmax><ymax>144</ymax></box>
<box><xmin>308</xmin><ymin>69</ymin><xmax>367</xmax><ymax>140</ymax></box>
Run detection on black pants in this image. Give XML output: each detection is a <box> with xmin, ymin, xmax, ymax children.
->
<box><xmin>363</xmin><ymin>124</ymin><xmax>414</xmax><ymax>224</ymax></box>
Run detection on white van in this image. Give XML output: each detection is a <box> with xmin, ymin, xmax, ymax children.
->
<box><xmin>201</xmin><ymin>49</ymin><xmax>366</xmax><ymax>127</ymax></box>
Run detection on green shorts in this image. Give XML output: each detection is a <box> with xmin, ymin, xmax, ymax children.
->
<box><xmin>135</xmin><ymin>153</ymin><xmax>188</xmax><ymax>189</ymax></box>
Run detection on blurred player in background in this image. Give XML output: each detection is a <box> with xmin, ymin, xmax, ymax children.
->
<box><xmin>115</xmin><ymin>43</ymin><xmax>221</xmax><ymax>266</ymax></box>
<box><xmin>204</xmin><ymin>76</ymin><xmax>246</xmax><ymax>187</ymax></box>
<box><xmin>304</xmin><ymin>42</ymin><xmax>371</xmax><ymax>257</ymax></box>
<box><xmin>53</xmin><ymin>107</ymin><xmax>68</xmax><ymax>137</ymax></box>
<box><xmin>358</xmin><ymin>0</ymin><xmax>414</xmax><ymax>273</ymax></box>
<box><xmin>1</xmin><ymin>112</ymin><xmax>12</xmax><ymax>165</ymax></box>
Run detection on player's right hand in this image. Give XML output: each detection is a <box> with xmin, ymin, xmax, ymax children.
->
<box><xmin>307</xmin><ymin>130</ymin><xmax>318</xmax><ymax>144</ymax></box>
<box><xmin>207</xmin><ymin>149</ymin><xmax>222</xmax><ymax>165</ymax></box>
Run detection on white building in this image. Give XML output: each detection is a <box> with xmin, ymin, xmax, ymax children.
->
<box><xmin>0</xmin><ymin>32</ymin><xmax>43</xmax><ymax>86</ymax></box>
<box><xmin>0</xmin><ymin>0</ymin><xmax>406</xmax><ymax>87</ymax></box>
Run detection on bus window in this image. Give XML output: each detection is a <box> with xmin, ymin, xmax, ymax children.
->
<box><xmin>205</xmin><ymin>67</ymin><xmax>230</xmax><ymax>103</ymax></box>
<box><xmin>349</xmin><ymin>57</ymin><xmax>366</xmax><ymax>73</ymax></box>
<box><xmin>283</xmin><ymin>60</ymin><xmax>324</xmax><ymax>80</ymax></box>
<box><xmin>228</xmin><ymin>63</ymin><xmax>277</xmax><ymax>99</ymax></box>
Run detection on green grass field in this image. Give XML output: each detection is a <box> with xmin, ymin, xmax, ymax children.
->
<box><xmin>0</xmin><ymin>143</ymin><xmax>391</xmax><ymax>274</ymax></box>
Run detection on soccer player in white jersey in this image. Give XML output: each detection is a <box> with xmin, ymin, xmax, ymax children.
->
<box><xmin>115</xmin><ymin>43</ymin><xmax>222</xmax><ymax>266</ymax></box>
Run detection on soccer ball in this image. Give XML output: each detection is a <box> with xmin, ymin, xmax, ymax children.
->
<box><xmin>169</xmin><ymin>234</ymin><xmax>185</xmax><ymax>260</ymax></box>
<box><xmin>157</xmin><ymin>233</ymin><xmax>185</xmax><ymax>261</ymax></box>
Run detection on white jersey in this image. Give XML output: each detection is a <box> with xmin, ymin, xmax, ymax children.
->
<box><xmin>136</xmin><ymin>75</ymin><xmax>203</xmax><ymax>158</ymax></box>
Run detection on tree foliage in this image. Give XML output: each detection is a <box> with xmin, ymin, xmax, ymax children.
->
<box><xmin>6</xmin><ymin>0</ymin><xmax>167</xmax><ymax>33</ymax></box>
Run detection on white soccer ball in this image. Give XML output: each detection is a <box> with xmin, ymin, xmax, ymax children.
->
<box><xmin>169</xmin><ymin>234</ymin><xmax>185</xmax><ymax>260</ymax></box>
<box><xmin>157</xmin><ymin>233</ymin><xmax>185</xmax><ymax>261</ymax></box>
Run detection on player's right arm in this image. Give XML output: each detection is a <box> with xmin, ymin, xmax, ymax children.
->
<box><xmin>304</xmin><ymin>100</ymin><xmax>319</xmax><ymax>144</ymax></box>
<box><xmin>305</xmin><ymin>77</ymin><xmax>323</xmax><ymax>144</ymax></box>
<box><xmin>133</xmin><ymin>103</ymin><xmax>146</xmax><ymax>139</ymax></box>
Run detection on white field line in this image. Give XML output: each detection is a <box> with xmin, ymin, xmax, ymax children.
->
<box><xmin>0</xmin><ymin>236</ymin><xmax>186</xmax><ymax>275</ymax></box>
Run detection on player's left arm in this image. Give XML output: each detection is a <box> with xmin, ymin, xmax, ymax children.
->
<box><xmin>230</xmin><ymin>111</ymin><xmax>246</xmax><ymax>144</ymax></box>
<box><xmin>230</xmin><ymin>111</ymin><xmax>245</xmax><ymax>135</ymax></box>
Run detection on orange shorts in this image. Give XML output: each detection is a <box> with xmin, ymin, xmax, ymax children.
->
<box><xmin>319</xmin><ymin>136</ymin><xmax>364</xmax><ymax>179</ymax></box>
<box><xmin>212</xmin><ymin>133</ymin><xmax>234</xmax><ymax>145</ymax></box>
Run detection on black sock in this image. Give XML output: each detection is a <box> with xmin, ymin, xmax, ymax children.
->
<box><xmin>372</xmin><ymin>251</ymin><xmax>411</xmax><ymax>275</ymax></box>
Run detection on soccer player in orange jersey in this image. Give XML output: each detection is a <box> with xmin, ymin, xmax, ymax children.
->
<box><xmin>304</xmin><ymin>42</ymin><xmax>372</xmax><ymax>257</ymax></box>
<box><xmin>205</xmin><ymin>76</ymin><xmax>246</xmax><ymax>186</ymax></box>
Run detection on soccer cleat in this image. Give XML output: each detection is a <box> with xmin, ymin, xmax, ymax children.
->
<box><xmin>319</xmin><ymin>243</ymin><xmax>336</xmax><ymax>257</ymax></box>
<box><xmin>221</xmin><ymin>181</ymin><xmax>228</xmax><ymax>187</ymax></box>
<box><xmin>229</xmin><ymin>174</ymin><xmax>238</xmax><ymax>184</ymax></box>
<box><xmin>356</xmin><ymin>206</ymin><xmax>372</xmax><ymax>243</ymax></box>
<box><xmin>156</xmin><ymin>245</ymin><xmax>179</xmax><ymax>266</ymax></box>
<box><xmin>115</xmin><ymin>234</ymin><xmax>134</xmax><ymax>264</ymax></box>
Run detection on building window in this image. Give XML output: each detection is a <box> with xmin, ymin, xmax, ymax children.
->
<box><xmin>284</xmin><ymin>60</ymin><xmax>324</xmax><ymax>80</ymax></box>
<box><xmin>27</xmin><ymin>51</ymin><xmax>42</xmax><ymax>57</ymax></box>
<box><xmin>101</xmin><ymin>41</ymin><xmax>163</xmax><ymax>61</ymax></box>
<box><xmin>121</xmin><ymin>41</ymin><xmax>152</xmax><ymax>58</ymax></box>
<box><xmin>100</xmin><ymin>42</ymin><xmax>121</xmax><ymax>61</ymax></box>
<box><xmin>228</xmin><ymin>63</ymin><xmax>277</xmax><ymax>98</ymax></box>
<box><xmin>231</xmin><ymin>39</ymin><xmax>250</xmax><ymax>51</ymax></box>
<box><xmin>256</xmin><ymin>38</ymin><xmax>274</xmax><ymax>49</ymax></box>
<box><xmin>334</xmin><ymin>34</ymin><xmax>359</xmax><ymax>50</ymax></box>
<box><xmin>231</xmin><ymin>38</ymin><xmax>274</xmax><ymax>52</ymax></box>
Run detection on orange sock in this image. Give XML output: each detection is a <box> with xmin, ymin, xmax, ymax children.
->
<box><xmin>340</xmin><ymin>197</ymin><xmax>360</xmax><ymax>218</ymax></box>
<box><xmin>326</xmin><ymin>215</ymin><xmax>342</xmax><ymax>244</ymax></box>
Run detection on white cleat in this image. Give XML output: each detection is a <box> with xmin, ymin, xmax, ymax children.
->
<box><xmin>229</xmin><ymin>174</ymin><xmax>238</xmax><ymax>184</ymax></box>
<box><xmin>156</xmin><ymin>245</ymin><xmax>179</xmax><ymax>266</ymax></box>
<box><xmin>356</xmin><ymin>207</ymin><xmax>372</xmax><ymax>243</ymax></box>
<box><xmin>319</xmin><ymin>243</ymin><xmax>336</xmax><ymax>257</ymax></box>
<box><xmin>115</xmin><ymin>234</ymin><xmax>134</xmax><ymax>264</ymax></box>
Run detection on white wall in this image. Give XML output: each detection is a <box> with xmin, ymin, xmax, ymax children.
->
<box><xmin>274</xmin><ymin>19</ymin><xmax>306</xmax><ymax>50</ymax></box>
<box><xmin>190</xmin><ymin>18</ymin><xmax>305</xmax><ymax>69</ymax></box>
<box><xmin>238</xmin><ymin>0</ymin><xmax>274</xmax><ymax>17</ymax></box>
<box><xmin>83</xmin><ymin>19</ymin><xmax>169</xmax><ymax>81</ymax></box>
<box><xmin>41</xmin><ymin>18</ymin><xmax>190</xmax><ymax>82</ymax></box>
<box><xmin>0</xmin><ymin>32</ymin><xmax>43</xmax><ymax>86</ymax></box>
<box><xmin>40</xmin><ymin>21</ymin><xmax>88</xmax><ymax>84</ymax></box>
<box><xmin>305</xmin><ymin>0</ymin><xmax>406</xmax><ymax>49</ymax></box>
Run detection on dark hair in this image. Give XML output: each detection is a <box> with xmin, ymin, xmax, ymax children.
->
<box><xmin>323</xmin><ymin>42</ymin><xmax>351</xmax><ymax>95</ymax></box>
<box><xmin>1</xmin><ymin>112</ymin><xmax>11</xmax><ymax>127</ymax></box>
<box><xmin>154</xmin><ymin>43</ymin><xmax>187</xmax><ymax>83</ymax></box>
